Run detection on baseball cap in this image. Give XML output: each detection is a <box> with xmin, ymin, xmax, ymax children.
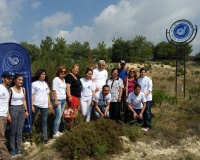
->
<box><xmin>1</xmin><ymin>71</ymin><xmax>13</xmax><ymax>78</ymax></box>
<box><xmin>120</xmin><ymin>60</ymin><xmax>126</xmax><ymax>64</ymax></box>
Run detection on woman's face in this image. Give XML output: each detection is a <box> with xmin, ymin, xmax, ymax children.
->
<box><xmin>15</xmin><ymin>76</ymin><xmax>23</xmax><ymax>87</ymax></box>
<box><xmin>39</xmin><ymin>72</ymin><xmax>46</xmax><ymax>81</ymax></box>
<box><xmin>129</xmin><ymin>70</ymin><xmax>136</xmax><ymax>77</ymax></box>
<box><xmin>140</xmin><ymin>70</ymin><xmax>146</xmax><ymax>78</ymax></box>
<box><xmin>112</xmin><ymin>70</ymin><xmax>118</xmax><ymax>78</ymax></box>
<box><xmin>86</xmin><ymin>71</ymin><xmax>93</xmax><ymax>79</ymax></box>
<box><xmin>134</xmin><ymin>86</ymin><xmax>141</xmax><ymax>96</ymax></box>
<box><xmin>72</xmin><ymin>66</ymin><xmax>79</xmax><ymax>75</ymax></box>
<box><xmin>59</xmin><ymin>68</ymin><xmax>67</xmax><ymax>78</ymax></box>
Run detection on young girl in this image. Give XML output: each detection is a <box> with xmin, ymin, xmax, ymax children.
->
<box><xmin>9</xmin><ymin>73</ymin><xmax>29</xmax><ymax>156</ymax></box>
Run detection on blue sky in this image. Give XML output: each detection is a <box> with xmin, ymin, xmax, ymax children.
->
<box><xmin>1</xmin><ymin>0</ymin><xmax>200</xmax><ymax>55</ymax></box>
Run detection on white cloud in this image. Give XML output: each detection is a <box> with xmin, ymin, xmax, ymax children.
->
<box><xmin>0</xmin><ymin>0</ymin><xmax>24</xmax><ymax>42</ymax></box>
<box><xmin>32</xmin><ymin>11</ymin><xmax>72</xmax><ymax>44</ymax></box>
<box><xmin>31</xmin><ymin>0</ymin><xmax>200</xmax><ymax>54</ymax></box>
<box><xmin>31</xmin><ymin>0</ymin><xmax>41</xmax><ymax>9</ymax></box>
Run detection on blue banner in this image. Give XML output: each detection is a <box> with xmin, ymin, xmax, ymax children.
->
<box><xmin>0</xmin><ymin>43</ymin><xmax>32</xmax><ymax>132</ymax></box>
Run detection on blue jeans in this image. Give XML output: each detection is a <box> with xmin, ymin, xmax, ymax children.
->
<box><xmin>132</xmin><ymin>109</ymin><xmax>143</xmax><ymax>124</ymax></box>
<box><xmin>32</xmin><ymin>106</ymin><xmax>48</xmax><ymax>138</ymax></box>
<box><xmin>52</xmin><ymin>99</ymin><xmax>66</xmax><ymax>133</ymax></box>
<box><xmin>94</xmin><ymin>105</ymin><xmax>109</xmax><ymax>118</ymax></box>
<box><xmin>143</xmin><ymin>101</ymin><xmax>152</xmax><ymax>128</ymax></box>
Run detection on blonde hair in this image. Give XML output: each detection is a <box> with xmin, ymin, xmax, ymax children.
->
<box><xmin>70</xmin><ymin>64</ymin><xmax>79</xmax><ymax>72</ymax></box>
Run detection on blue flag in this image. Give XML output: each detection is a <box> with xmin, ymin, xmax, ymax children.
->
<box><xmin>0</xmin><ymin>43</ymin><xmax>32</xmax><ymax>132</ymax></box>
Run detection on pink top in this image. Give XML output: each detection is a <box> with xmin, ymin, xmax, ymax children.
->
<box><xmin>124</xmin><ymin>78</ymin><xmax>137</xmax><ymax>97</ymax></box>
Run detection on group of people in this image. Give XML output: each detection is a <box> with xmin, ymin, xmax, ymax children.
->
<box><xmin>0</xmin><ymin>59</ymin><xmax>153</xmax><ymax>159</ymax></box>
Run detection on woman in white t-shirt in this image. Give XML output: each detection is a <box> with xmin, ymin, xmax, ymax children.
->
<box><xmin>80</xmin><ymin>68</ymin><xmax>95</xmax><ymax>122</ymax></box>
<box><xmin>126</xmin><ymin>84</ymin><xmax>146</xmax><ymax>125</ymax></box>
<box><xmin>32</xmin><ymin>69</ymin><xmax>51</xmax><ymax>143</ymax></box>
<box><xmin>52</xmin><ymin>66</ymin><xmax>67</xmax><ymax>138</ymax></box>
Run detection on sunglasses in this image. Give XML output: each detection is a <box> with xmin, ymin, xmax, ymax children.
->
<box><xmin>129</xmin><ymin>71</ymin><xmax>135</xmax><ymax>73</ymax></box>
<box><xmin>61</xmin><ymin>71</ymin><xmax>66</xmax><ymax>74</ymax></box>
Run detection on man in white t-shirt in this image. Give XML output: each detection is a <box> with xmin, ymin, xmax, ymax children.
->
<box><xmin>126</xmin><ymin>84</ymin><xmax>146</xmax><ymax>125</ymax></box>
<box><xmin>0</xmin><ymin>71</ymin><xmax>13</xmax><ymax>159</ymax></box>
<box><xmin>92</xmin><ymin>60</ymin><xmax>108</xmax><ymax>92</ymax></box>
<box><xmin>93</xmin><ymin>85</ymin><xmax>111</xmax><ymax>118</ymax></box>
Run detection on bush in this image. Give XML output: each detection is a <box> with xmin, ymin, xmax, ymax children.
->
<box><xmin>54</xmin><ymin>118</ymin><xmax>124</xmax><ymax>160</ymax></box>
<box><xmin>162</xmin><ymin>60</ymin><xmax>170</xmax><ymax>65</ymax></box>
<box><xmin>167</xmin><ymin>76</ymin><xmax>175</xmax><ymax>81</ymax></box>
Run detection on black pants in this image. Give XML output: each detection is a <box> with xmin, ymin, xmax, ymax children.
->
<box><xmin>109</xmin><ymin>102</ymin><xmax>121</xmax><ymax>122</ymax></box>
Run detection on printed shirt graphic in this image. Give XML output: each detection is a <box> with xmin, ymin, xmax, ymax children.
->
<box><xmin>106</xmin><ymin>77</ymin><xmax>124</xmax><ymax>102</ymax></box>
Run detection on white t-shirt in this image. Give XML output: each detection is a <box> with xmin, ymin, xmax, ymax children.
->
<box><xmin>0</xmin><ymin>84</ymin><xmax>9</xmax><ymax>117</ymax></box>
<box><xmin>92</xmin><ymin>68</ymin><xmax>108</xmax><ymax>90</ymax></box>
<box><xmin>126</xmin><ymin>92</ymin><xmax>146</xmax><ymax>109</ymax></box>
<box><xmin>93</xmin><ymin>90</ymin><xmax>111</xmax><ymax>106</ymax></box>
<box><xmin>80</xmin><ymin>78</ymin><xmax>96</xmax><ymax>101</ymax></box>
<box><xmin>106</xmin><ymin>77</ymin><xmax>124</xmax><ymax>102</ymax></box>
<box><xmin>32</xmin><ymin>81</ymin><xmax>50</xmax><ymax>108</ymax></box>
<box><xmin>138</xmin><ymin>76</ymin><xmax>153</xmax><ymax>101</ymax></box>
<box><xmin>52</xmin><ymin>77</ymin><xmax>66</xmax><ymax>100</ymax></box>
<box><xmin>10</xmin><ymin>87</ymin><xmax>24</xmax><ymax>105</ymax></box>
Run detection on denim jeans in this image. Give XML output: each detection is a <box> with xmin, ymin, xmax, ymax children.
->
<box><xmin>32</xmin><ymin>106</ymin><xmax>48</xmax><ymax>138</ymax></box>
<box><xmin>52</xmin><ymin>99</ymin><xmax>66</xmax><ymax>133</ymax></box>
<box><xmin>94</xmin><ymin>105</ymin><xmax>109</xmax><ymax>118</ymax></box>
<box><xmin>143</xmin><ymin>101</ymin><xmax>152</xmax><ymax>128</ymax></box>
<box><xmin>132</xmin><ymin>109</ymin><xmax>143</xmax><ymax>124</ymax></box>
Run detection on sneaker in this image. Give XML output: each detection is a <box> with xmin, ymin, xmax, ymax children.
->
<box><xmin>10</xmin><ymin>150</ymin><xmax>17</xmax><ymax>156</ymax></box>
<box><xmin>57</xmin><ymin>131</ymin><xmax>63</xmax><ymax>136</ymax></box>
<box><xmin>17</xmin><ymin>151</ymin><xmax>23</xmax><ymax>157</ymax></box>
<box><xmin>43</xmin><ymin>138</ymin><xmax>49</xmax><ymax>144</ymax></box>
<box><xmin>141</xmin><ymin>127</ymin><xmax>149</xmax><ymax>132</ymax></box>
<box><xmin>53</xmin><ymin>132</ymin><xmax>61</xmax><ymax>138</ymax></box>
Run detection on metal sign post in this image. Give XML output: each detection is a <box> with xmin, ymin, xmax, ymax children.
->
<box><xmin>166</xmin><ymin>19</ymin><xmax>197</xmax><ymax>97</ymax></box>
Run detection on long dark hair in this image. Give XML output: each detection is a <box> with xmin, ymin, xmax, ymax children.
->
<box><xmin>32</xmin><ymin>69</ymin><xmax>48</xmax><ymax>83</ymax></box>
<box><xmin>10</xmin><ymin>73</ymin><xmax>23</xmax><ymax>87</ymax></box>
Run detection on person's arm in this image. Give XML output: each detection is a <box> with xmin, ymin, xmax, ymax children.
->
<box><xmin>94</xmin><ymin>102</ymin><xmax>104</xmax><ymax>117</ymax></box>
<box><xmin>7</xmin><ymin>89</ymin><xmax>12</xmax><ymax>122</ymax></box>
<box><xmin>22</xmin><ymin>88</ymin><xmax>29</xmax><ymax>118</ymax></box>
<box><xmin>66</xmin><ymin>83</ymin><xmax>72</xmax><ymax>102</ymax></box>
<box><xmin>145</xmin><ymin>78</ymin><xmax>152</xmax><ymax>96</ymax></box>
<box><xmin>139</xmin><ymin>102</ymin><xmax>146</xmax><ymax>119</ymax></box>
<box><xmin>127</xmin><ymin>102</ymin><xmax>137</xmax><ymax>119</ymax></box>
<box><xmin>52</xmin><ymin>90</ymin><xmax>58</xmax><ymax>106</ymax></box>
<box><xmin>104</xmin><ymin>102</ymin><xmax>110</xmax><ymax>117</ymax></box>
<box><xmin>32</xmin><ymin>94</ymin><xmax>35</xmax><ymax>112</ymax></box>
<box><xmin>118</xmin><ymin>87</ymin><xmax>123</xmax><ymax>102</ymax></box>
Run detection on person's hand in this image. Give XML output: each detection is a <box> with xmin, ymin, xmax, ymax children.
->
<box><xmin>7</xmin><ymin>114</ymin><xmax>11</xmax><ymax>123</ymax></box>
<box><xmin>25</xmin><ymin>111</ymin><xmax>29</xmax><ymax>118</ymax></box>
<box><xmin>49</xmin><ymin>103</ymin><xmax>53</xmax><ymax>111</ymax></box>
<box><xmin>54</xmin><ymin>100</ymin><xmax>58</xmax><ymax>107</ymax></box>
<box><xmin>138</xmin><ymin>113</ymin><xmax>143</xmax><ymax>119</ymax></box>
<box><xmin>133</xmin><ymin>112</ymin><xmax>138</xmax><ymax>119</ymax></box>
<box><xmin>118</xmin><ymin>97</ymin><xmax>121</xmax><ymax>102</ymax></box>
<box><xmin>91</xmin><ymin>101</ymin><xmax>94</xmax><ymax>106</ymax></box>
<box><xmin>100</xmin><ymin>113</ymin><xmax>105</xmax><ymax>117</ymax></box>
<box><xmin>32</xmin><ymin>106</ymin><xmax>35</xmax><ymax>112</ymax></box>
<box><xmin>68</xmin><ymin>96</ymin><xmax>72</xmax><ymax>102</ymax></box>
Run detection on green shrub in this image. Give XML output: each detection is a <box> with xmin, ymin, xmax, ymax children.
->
<box><xmin>162</xmin><ymin>60</ymin><xmax>170</xmax><ymax>65</ymax></box>
<box><xmin>54</xmin><ymin>119</ymin><xmax>123</xmax><ymax>160</ymax></box>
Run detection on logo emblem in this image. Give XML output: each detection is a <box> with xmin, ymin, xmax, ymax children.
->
<box><xmin>4</xmin><ymin>51</ymin><xmax>24</xmax><ymax>70</ymax></box>
<box><xmin>169</xmin><ymin>19</ymin><xmax>194</xmax><ymax>43</ymax></box>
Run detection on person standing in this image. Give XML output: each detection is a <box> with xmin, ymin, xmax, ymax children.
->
<box><xmin>32</xmin><ymin>69</ymin><xmax>51</xmax><ymax>143</ymax></box>
<box><xmin>9</xmin><ymin>73</ymin><xmax>29</xmax><ymax>156</ymax></box>
<box><xmin>137</xmin><ymin>67</ymin><xmax>153</xmax><ymax>131</ymax></box>
<box><xmin>0</xmin><ymin>71</ymin><xmax>13</xmax><ymax>160</ymax></box>
<box><xmin>80</xmin><ymin>68</ymin><xmax>95</xmax><ymax>122</ymax></box>
<box><xmin>52</xmin><ymin>66</ymin><xmax>67</xmax><ymax>138</ymax></box>
<box><xmin>123</xmin><ymin>68</ymin><xmax>138</xmax><ymax>123</ymax></box>
<box><xmin>92</xmin><ymin>60</ymin><xmax>108</xmax><ymax>92</ymax></box>
<box><xmin>118</xmin><ymin>60</ymin><xmax>127</xmax><ymax>82</ymax></box>
<box><xmin>106</xmin><ymin>68</ymin><xmax>123</xmax><ymax>122</ymax></box>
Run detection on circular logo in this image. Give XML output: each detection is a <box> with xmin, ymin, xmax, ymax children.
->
<box><xmin>4</xmin><ymin>51</ymin><xmax>24</xmax><ymax>70</ymax></box>
<box><xmin>169</xmin><ymin>19</ymin><xmax>194</xmax><ymax>43</ymax></box>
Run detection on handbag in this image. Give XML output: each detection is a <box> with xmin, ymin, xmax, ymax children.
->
<box><xmin>63</xmin><ymin>103</ymin><xmax>78</xmax><ymax>119</ymax></box>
